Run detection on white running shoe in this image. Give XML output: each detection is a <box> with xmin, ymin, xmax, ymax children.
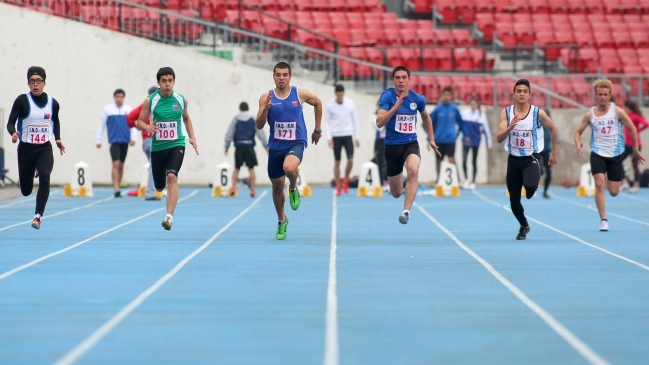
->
<box><xmin>599</xmin><ymin>220</ymin><xmax>609</xmax><ymax>231</ymax></box>
<box><xmin>462</xmin><ymin>181</ymin><xmax>470</xmax><ymax>189</ymax></box>
<box><xmin>398</xmin><ymin>211</ymin><xmax>410</xmax><ymax>224</ymax></box>
<box><xmin>629</xmin><ymin>186</ymin><xmax>640</xmax><ymax>194</ymax></box>
<box><xmin>469</xmin><ymin>183</ymin><xmax>476</xmax><ymax>190</ymax></box>
<box><xmin>162</xmin><ymin>214</ymin><xmax>173</xmax><ymax>230</ymax></box>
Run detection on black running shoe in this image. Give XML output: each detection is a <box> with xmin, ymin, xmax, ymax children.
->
<box><xmin>516</xmin><ymin>226</ymin><xmax>530</xmax><ymax>240</ymax></box>
<box><xmin>114</xmin><ymin>191</ymin><xmax>122</xmax><ymax>198</ymax></box>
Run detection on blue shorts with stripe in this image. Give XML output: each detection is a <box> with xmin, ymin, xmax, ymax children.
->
<box><xmin>267</xmin><ymin>142</ymin><xmax>305</xmax><ymax>179</ymax></box>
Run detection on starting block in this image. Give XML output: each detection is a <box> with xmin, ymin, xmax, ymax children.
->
<box><xmin>435</xmin><ymin>161</ymin><xmax>460</xmax><ymax>197</ymax></box>
<box><xmin>577</xmin><ymin>163</ymin><xmax>596</xmax><ymax>197</ymax></box>
<box><xmin>63</xmin><ymin>161</ymin><xmax>93</xmax><ymax>197</ymax></box>
<box><xmin>358</xmin><ymin>162</ymin><xmax>382</xmax><ymax>197</ymax></box>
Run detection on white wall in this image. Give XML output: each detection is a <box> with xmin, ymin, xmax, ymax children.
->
<box><xmin>3</xmin><ymin>3</ymin><xmax>478</xmax><ymax>186</ymax></box>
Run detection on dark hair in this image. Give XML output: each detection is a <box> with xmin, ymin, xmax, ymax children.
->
<box><xmin>148</xmin><ymin>86</ymin><xmax>158</xmax><ymax>95</ymax></box>
<box><xmin>239</xmin><ymin>102</ymin><xmax>249</xmax><ymax>111</ymax></box>
<box><xmin>27</xmin><ymin>66</ymin><xmax>46</xmax><ymax>81</ymax></box>
<box><xmin>273</xmin><ymin>62</ymin><xmax>291</xmax><ymax>75</ymax></box>
<box><xmin>114</xmin><ymin>88</ymin><xmax>125</xmax><ymax>97</ymax></box>
<box><xmin>335</xmin><ymin>84</ymin><xmax>345</xmax><ymax>92</ymax></box>
<box><xmin>624</xmin><ymin>99</ymin><xmax>643</xmax><ymax>118</ymax></box>
<box><xmin>156</xmin><ymin>67</ymin><xmax>175</xmax><ymax>81</ymax></box>
<box><xmin>441</xmin><ymin>86</ymin><xmax>453</xmax><ymax>94</ymax></box>
<box><xmin>391</xmin><ymin>66</ymin><xmax>410</xmax><ymax>78</ymax></box>
<box><xmin>513</xmin><ymin>79</ymin><xmax>531</xmax><ymax>92</ymax></box>
<box><xmin>469</xmin><ymin>97</ymin><xmax>482</xmax><ymax>116</ymax></box>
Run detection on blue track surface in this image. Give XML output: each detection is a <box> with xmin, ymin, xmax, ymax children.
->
<box><xmin>0</xmin><ymin>187</ymin><xmax>647</xmax><ymax>365</ymax></box>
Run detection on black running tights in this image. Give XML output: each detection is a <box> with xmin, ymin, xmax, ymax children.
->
<box><xmin>462</xmin><ymin>145</ymin><xmax>479</xmax><ymax>183</ymax></box>
<box><xmin>539</xmin><ymin>150</ymin><xmax>552</xmax><ymax>193</ymax></box>
<box><xmin>506</xmin><ymin>154</ymin><xmax>541</xmax><ymax>227</ymax></box>
<box><xmin>18</xmin><ymin>142</ymin><xmax>54</xmax><ymax>216</ymax></box>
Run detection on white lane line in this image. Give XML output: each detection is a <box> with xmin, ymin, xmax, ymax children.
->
<box><xmin>549</xmin><ymin>193</ymin><xmax>649</xmax><ymax>227</ymax></box>
<box><xmin>54</xmin><ymin>190</ymin><xmax>267</xmax><ymax>365</ymax></box>
<box><xmin>472</xmin><ymin>190</ymin><xmax>649</xmax><ymax>272</ymax></box>
<box><xmin>0</xmin><ymin>190</ymin><xmax>199</xmax><ymax>281</ymax></box>
<box><xmin>618</xmin><ymin>194</ymin><xmax>649</xmax><ymax>203</ymax></box>
<box><xmin>415</xmin><ymin>203</ymin><xmax>610</xmax><ymax>365</ymax></box>
<box><xmin>0</xmin><ymin>196</ymin><xmax>114</xmax><ymax>232</ymax></box>
<box><xmin>0</xmin><ymin>189</ymin><xmax>61</xmax><ymax>209</ymax></box>
<box><xmin>324</xmin><ymin>192</ymin><xmax>339</xmax><ymax>365</ymax></box>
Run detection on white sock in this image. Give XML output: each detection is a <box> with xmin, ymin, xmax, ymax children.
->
<box><xmin>402</xmin><ymin>210</ymin><xmax>410</xmax><ymax>216</ymax></box>
<box><xmin>34</xmin><ymin>214</ymin><xmax>41</xmax><ymax>219</ymax></box>
<box><xmin>279</xmin><ymin>218</ymin><xmax>286</xmax><ymax>224</ymax></box>
<box><xmin>165</xmin><ymin>214</ymin><xmax>173</xmax><ymax>221</ymax></box>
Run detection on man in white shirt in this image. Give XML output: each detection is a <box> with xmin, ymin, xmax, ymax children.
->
<box><xmin>96</xmin><ymin>89</ymin><xmax>136</xmax><ymax>197</ymax></box>
<box><xmin>324</xmin><ymin>85</ymin><xmax>360</xmax><ymax>195</ymax></box>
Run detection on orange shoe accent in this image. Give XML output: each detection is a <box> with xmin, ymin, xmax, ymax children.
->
<box><xmin>250</xmin><ymin>188</ymin><xmax>256</xmax><ymax>197</ymax></box>
<box><xmin>342</xmin><ymin>178</ymin><xmax>350</xmax><ymax>194</ymax></box>
<box><xmin>31</xmin><ymin>217</ymin><xmax>41</xmax><ymax>230</ymax></box>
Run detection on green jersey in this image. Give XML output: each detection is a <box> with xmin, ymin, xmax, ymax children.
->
<box><xmin>150</xmin><ymin>90</ymin><xmax>187</xmax><ymax>152</ymax></box>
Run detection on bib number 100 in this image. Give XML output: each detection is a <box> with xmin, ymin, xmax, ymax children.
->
<box><xmin>156</xmin><ymin>121</ymin><xmax>178</xmax><ymax>141</ymax></box>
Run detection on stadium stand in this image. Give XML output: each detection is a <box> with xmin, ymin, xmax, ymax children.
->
<box><xmin>3</xmin><ymin>0</ymin><xmax>649</xmax><ymax>107</ymax></box>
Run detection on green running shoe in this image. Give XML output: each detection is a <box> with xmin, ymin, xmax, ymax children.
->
<box><xmin>161</xmin><ymin>215</ymin><xmax>173</xmax><ymax>230</ymax></box>
<box><xmin>276</xmin><ymin>216</ymin><xmax>289</xmax><ymax>240</ymax></box>
<box><xmin>289</xmin><ymin>188</ymin><xmax>301</xmax><ymax>210</ymax></box>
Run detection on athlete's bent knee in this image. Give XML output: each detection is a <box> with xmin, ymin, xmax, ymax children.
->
<box><xmin>166</xmin><ymin>173</ymin><xmax>178</xmax><ymax>185</ymax></box>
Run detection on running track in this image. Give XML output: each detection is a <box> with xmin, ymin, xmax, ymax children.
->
<box><xmin>0</xmin><ymin>187</ymin><xmax>647</xmax><ymax>365</ymax></box>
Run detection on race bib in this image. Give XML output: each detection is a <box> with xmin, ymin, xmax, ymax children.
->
<box><xmin>510</xmin><ymin>129</ymin><xmax>532</xmax><ymax>150</ymax></box>
<box><xmin>274</xmin><ymin>121</ymin><xmax>297</xmax><ymax>141</ymax></box>
<box><xmin>594</xmin><ymin>118</ymin><xmax>618</xmax><ymax>138</ymax></box>
<box><xmin>156</xmin><ymin>121</ymin><xmax>178</xmax><ymax>141</ymax></box>
<box><xmin>26</xmin><ymin>124</ymin><xmax>50</xmax><ymax>144</ymax></box>
<box><xmin>394</xmin><ymin>114</ymin><xmax>416</xmax><ymax>134</ymax></box>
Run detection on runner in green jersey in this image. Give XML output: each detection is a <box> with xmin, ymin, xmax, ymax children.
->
<box><xmin>136</xmin><ymin>67</ymin><xmax>199</xmax><ymax>230</ymax></box>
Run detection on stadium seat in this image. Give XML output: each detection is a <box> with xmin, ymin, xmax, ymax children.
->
<box><xmin>574</xmin><ymin>31</ymin><xmax>596</xmax><ymax>48</ymax></box>
<box><xmin>578</xmin><ymin>48</ymin><xmax>599</xmax><ymax>73</ymax></box>
<box><xmin>435</xmin><ymin>0</ymin><xmax>458</xmax><ymax>25</ymax></box>
<box><xmin>567</xmin><ymin>0</ymin><xmax>588</xmax><ymax>13</ymax></box>
<box><xmin>614</xmin><ymin>32</ymin><xmax>634</xmax><ymax>49</ymax></box>
<box><xmin>453</xmin><ymin>48</ymin><xmax>474</xmax><ymax>71</ymax></box>
<box><xmin>495</xmin><ymin>23</ymin><xmax>518</xmax><ymax>47</ymax></box>
<box><xmin>406</xmin><ymin>0</ymin><xmax>432</xmax><ymax>14</ymax></box>
<box><xmin>452</xmin><ymin>29</ymin><xmax>476</xmax><ymax>46</ymax></box>
<box><xmin>433</xmin><ymin>29</ymin><xmax>454</xmax><ymax>46</ymax></box>
<box><xmin>583</xmin><ymin>0</ymin><xmax>606</xmax><ymax>13</ymax></box>
<box><xmin>400</xmin><ymin>28</ymin><xmax>419</xmax><ymax>45</ymax></box>
<box><xmin>457</xmin><ymin>0</ymin><xmax>477</xmax><ymax>24</ymax></box>
<box><xmin>401</xmin><ymin>48</ymin><xmax>422</xmax><ymax>70</ymax></box>
<box><xmin>476</xmin><ymin>13</ymin><xmax>495</xmax><ymax>42</ymax></box>
<box><xmin>416</xmin><ymin>28</ymin><xmax>435</xmax><ymax>45</ymax></box>
<box><xmin>593</xmin><ymin>31</ymin><xmax>614</xmax><ymax>49</ymax></box>
<box><xmin>332</xmin><ymin>28</ymin><xmax>351</xmax><ymax>47</ymax></box>
<box><xmin>422</xmin><ymin>49</ymin><xmax>439</xmax><ymax>70</ymax></box>
<box><xmin>530</xmin><ymin>0</ymin><xmax>551</xmax><ymax>13</ymax></box>
<box><xmin>630</xmin><ymin>32</ymin><xmax>649</xmax><ymax>48</ymax></box>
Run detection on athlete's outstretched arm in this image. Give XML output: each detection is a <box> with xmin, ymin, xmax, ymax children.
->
<box><xmin>538</xmin><ymin>109</ymin><xmax>558</xmax><ymax>169</ymax></box>
<box><xmin>573</xmin><ymin>113</ymin><xmax>591</xmax><ymax>158</ymax></box>
<box><xmin>299</xmin><ymin>88</ymin><xmax>323</xmax><ymax>145</ymax></box>
<box><xmin>182</xmin><ymin>98</ymin><xmax>199</xmax><ymax>155</ymax></box>
<box><xmin>617</xmin><ymin>107</ymin><xmax>645</xmax><ymax>165</ymax></box>
<box><xmin>256</xmin><ymin>91</ymin><xmax>272</xmax><ymax>130</ymax></box>
<box><xmin>420</xmin><ymin>112</ymin><xmax>441</xmax><ymax>157</ymax></box>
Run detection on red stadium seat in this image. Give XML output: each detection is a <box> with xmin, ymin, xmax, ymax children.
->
<box><xmin>533</xmin><ymin>22</ymin><xmax>553</xmax><ymax>33</ymax></box>
<box><xmin>416</xmin><ymin>28</ymin><xmax>436</xmax><ymax>45</ymax></box>
<box><xmin>554</xmin><ymin>31</ymin><xmax>576</xmax><ymax>45</ymax></box>
<box><xmin>337</xmin><ymin>47</ymin><xmax>356</xmax><ymax>78</ymax></box>
<box><xmin>494</xmin><ymin>13</ymin><xmax>513</xmax><ymax>23</ymax></box>
<box><xmin>494</xmin><ymin>0</ymin><xmax>515</xmax><ymax>13</ymax></box>
<box><xmin>453</xmin><ymin>48</ymin><xmax>474</xmax><ymax>71</ymax></box>
<box><xmin>630</xmin><ymin>32</ymin><xmax>649</xmax><ymax>48</ymax></box>
<box><xmin>436</xmin><ymin>49</ymin><xmax>453</xmax><ymax>70</ymax></box>
<box><xmin>567</xmin><ymin>0</ymin><xmax>588</xmax><ymax>13</ymax></box>
<box><xmin>574</xmin><ymin>31</ymin><xmax>596</xmax><ymax>48</ymax></box>
<box><xmin>433</xmin><ymin>29</ymin><xmax>454</xmax><ymax>46</ymax></box>
<box><xmin>401</xmin><ymin>48</ymin><xmax>422</xmax><ymax>70</ymax></box>
<box><xmin>495</xmin><ymin>23</ymin><xmax>518</xmax><ymax>47</ymax></box>
<box><xmin>457</xmin><ymin>0</ymin><xmax>477</xmax><ymax>24</ymax></box>
<box><xmin>451</xmin><ymin>29</ymin><xmax>476</xmax><ymax>46</ymax></box>
<box><xmin>553</xmin><ymin>23</ymin><xmax>572</xmax><ymax>34</ymax></box>
<box><xmin>614</xmin><ymin>32</ymin><xmax>634</xmax><ymax>49</ymax></box>
<box><xmin>618</xmin><ymin>0</ymin><xmax>643</xmax><ymax>14</ymax></box>
<box><xmin>593</xmin><ymin>31</ymin><xmax>614</xmax><ymax>49</ymax></box>
<box><xmin>578</xmin><ymin>48</ymin><xmax>599</xmax><ymax>72</ymax></box>
<box><xmin>332</xmin><ymin>28</ymin><xmax>351</xmax><ymax>47</ymax></box>
<box><xmin>583</xmin><ymin>0</ymin><xmax>606</xmax><ymax>13</ymax></box>
<box><xmin>346</xmin><ymin>12</ymin><xmax>363</xmax><ymax>28</ymax></box>
<box><xmin>383</xmin><ymin>29</ymin><xmax>402</xmax><ymax>45</ymax></box>
<box><xmin>399</xmin><ymin>20</ymin><xmax>419</xmax><ymax>30</ymax></box>
<box><xmin>421</xmin><ymin>49</ymin><xmax>439</xmax><ymax>70</ymax></box>
<box><xmin>406</xmin><ymin>0</ymin><xmax>432</xmax><ymax>15</ymax></box>
<box><xmin>435</xmin><ymin>0</ymin><xmax>458</xmax><ymax>25</ymax></box>
<box><xmin>386</xmin><ymin>48</ymin><xmax>404</xmax><ymax>68</ymax></box>
<box><xmin>400</xmin><ymin>28</ymin><xmax>419</xmax><ymax>45</ymax></box>
<box><xmin>476</xmin><ymin>13</ymin><xmax>495</xmax><ymax>42</ymax></box>
<box><xmin>535</xmin><ymin>32</ymin><xmax>558</xmax><ymax>60</ymax></box>
<box><xmin>530</xmin><ymin>0</ymin><xmax>551</xmax><ymax>13</ymax></box>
